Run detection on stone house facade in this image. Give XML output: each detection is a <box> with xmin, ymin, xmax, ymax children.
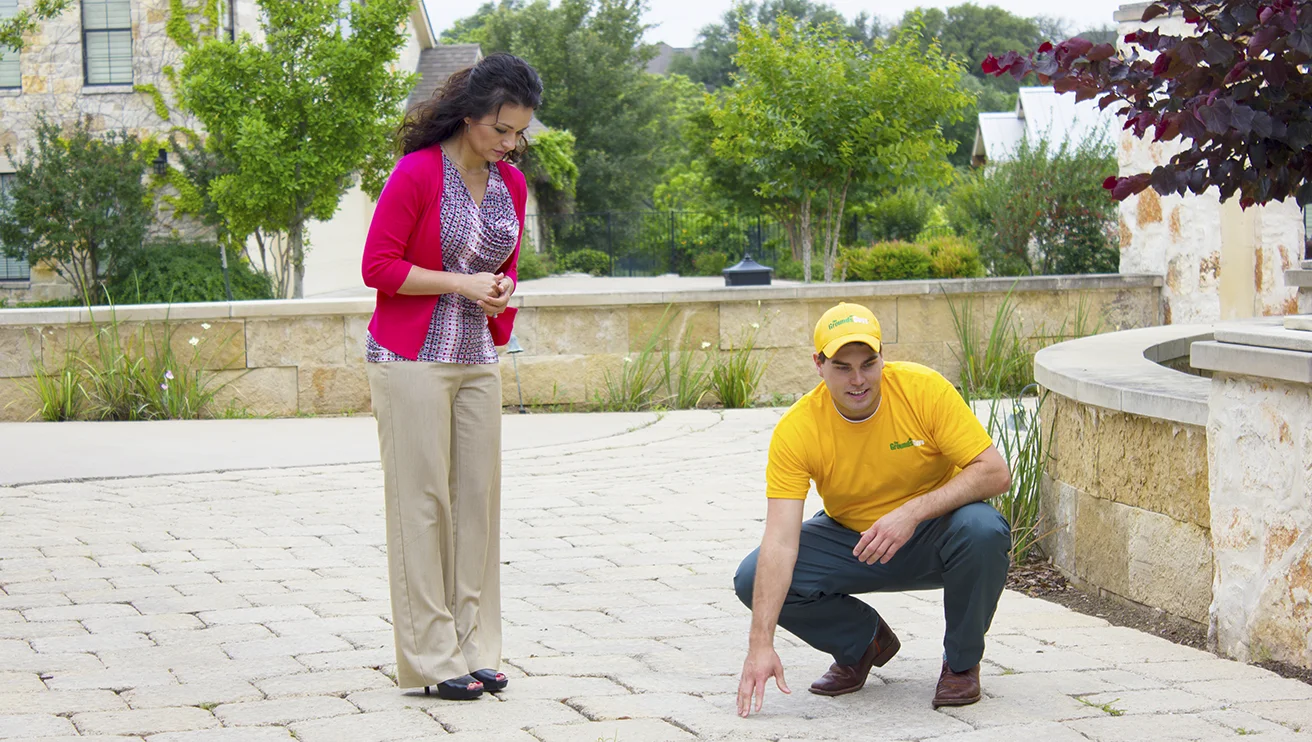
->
<box><xmin>0</xmin><ymin>0</ymin><xmax>436</xmax><ymax>302</ymax></box>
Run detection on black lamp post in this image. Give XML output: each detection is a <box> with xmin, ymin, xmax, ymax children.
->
<box><xmin>506</xmin><ymin>335</ymin><xmax>527</xmax><ymax>413</ymax></box>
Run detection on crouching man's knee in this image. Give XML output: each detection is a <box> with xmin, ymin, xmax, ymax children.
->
<box><xmin>948</xmin><ymin>502</ymin><xmax>1011</xmax><ymax>556</ymax></box>
<box><xmin>733</xmin><ymin>549</ymin><xmax>760</xmax><ymax>608</ymax></box>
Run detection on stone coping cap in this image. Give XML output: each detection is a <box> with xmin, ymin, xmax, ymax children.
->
<box><xmin>1034</xmin><ymin>324</ymin><xmax>1214</xmax><ymax>427</ymax></box>
<box><xmin>1193</xmin><ymin>317</ymin><xmax>1312</xmax><ymax>384</ymax></box>
<box><xmin>0</xmin><ymin>273</ymin><xmax>1162</xmax><ymax>325</ymax></box>
<box><xmin>1284</xmin><ymin>268</ymin><xmax>1312</xmax><ymax>287</ymax></box>
<box><xmin>1216</xmin><ymin>317</ymin><xmax>1312</xmax><ymax>352</ymax></box>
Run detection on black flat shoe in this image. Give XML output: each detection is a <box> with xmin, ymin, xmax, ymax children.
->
<box><xmin>423</xmin><ymin>675</ymin><xmax>483</xmax><ymax>700</ymax></box>
<box><xmin>471</xmin><ymin>668</ymin><xmax>508</xmax><ymax>692</ymax></box>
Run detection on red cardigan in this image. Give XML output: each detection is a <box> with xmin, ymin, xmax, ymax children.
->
<box><xmin>361</xmin><ymin>145</ymin><xmax>526</xmax><ymax>360</ymax></box>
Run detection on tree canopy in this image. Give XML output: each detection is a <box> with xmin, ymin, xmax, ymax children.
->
<box><xmin>708</xmin><ymin>16</ymin><xmax>971</xmax><ymax>281</ymax></box>
<box><xmin>443</xmin><ymin>0</ymin><xmax>694</xmax><ymax>214</ymax></box>
<box><xmin>0</xmin><ymin>118</ymin><xmax>150</xmax><ymax>305</ymax></box>
<box><xmin>176</xmin><ymin>0</ymin><xmax>415</xmax><ymax>297</ymax></box>
<box><xmin>667</xmin><ymin>0</ymin><xmax>881</xmax><ymax>90</ymax></box>
<box><xmin>984</xmin><ymin>0</ymin><xmax>1312</xmax><ymax>207</ymax></box>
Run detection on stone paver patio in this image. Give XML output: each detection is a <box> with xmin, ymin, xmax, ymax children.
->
<box><xmin>2</xmin><ymin>409</ymin><xmax>1311</xmax><ymax>741</ymax></box>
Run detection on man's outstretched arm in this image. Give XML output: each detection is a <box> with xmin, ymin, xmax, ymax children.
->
<box><xmin>737</xmin><ymin>497</ymin><xmax>806</xmax><ymax>717</ymax></box>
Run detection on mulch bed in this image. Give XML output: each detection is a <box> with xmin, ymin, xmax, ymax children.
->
<box><xmin>1005</xmin><ymin>556</ymin><xmax>1312</xmax><ymax>686</ymax></box>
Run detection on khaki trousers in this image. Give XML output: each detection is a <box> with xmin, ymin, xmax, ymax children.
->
<box><xmin>367</xmin><ymin>361</ymin><xmax>502</xmax><ymax>688</ymax></box>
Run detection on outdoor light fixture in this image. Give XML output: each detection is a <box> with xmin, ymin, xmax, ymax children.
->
<box><xmin>506</xmin><ymin>335</ymin><xmax>527</xmax><ymax>414</ymax></box>
<box><xmin>152</xmin><ymin>148</ymin><xmax>169</xmax><ymax>176</ymax></box>
<box><xmin>723</xmin><ymin>253</ymin><xmax>773</xmax><ymax>286</ymax></box>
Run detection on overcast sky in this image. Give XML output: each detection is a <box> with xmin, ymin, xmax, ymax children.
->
<box><xmin>422</xmin><ymin>1</ymin><xmax>1131</xmax><ymax>48</ymax></box>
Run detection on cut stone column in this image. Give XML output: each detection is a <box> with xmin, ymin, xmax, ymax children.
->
<box><xmin>1191</xmin><ymin>318</ymin><xmax>1312</xmax><ymax>669</ymax></box>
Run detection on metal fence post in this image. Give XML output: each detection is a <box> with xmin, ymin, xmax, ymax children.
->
<box><xmin>668</xmin><ymin>211</ymin><xmax>676</xmax><ymax>274</ymax></box>
<box><xmin>606</xmin><ymin>211</ymin><xmax>614</xmax><ymax>275</ymax></box>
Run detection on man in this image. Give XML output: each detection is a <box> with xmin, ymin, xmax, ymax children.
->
<box><xmin>734</xmin><ymin>302</ymin><xmax>1013</xmax><ymax>717</ymax></box>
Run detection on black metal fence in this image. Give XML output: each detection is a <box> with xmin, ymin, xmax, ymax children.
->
<box><xmin>525</xmin><ymin>211</ymin><xmax>792</xmax><ymax>276</ymax></box>
<box><xmin>522</xmin><ymin>210</ymin><xmax>952</xmax><ymax>276</ymax></box>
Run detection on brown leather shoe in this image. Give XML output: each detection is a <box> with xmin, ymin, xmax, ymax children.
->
<box><xmin>931</xmin><ymin>661</ymin><xmax>981</xmax><ymax>708</ymax></box>
<box><xmin>808</xmin><ymin>620</ymin><xmax>901</xmax><ymax>696</ymax></box>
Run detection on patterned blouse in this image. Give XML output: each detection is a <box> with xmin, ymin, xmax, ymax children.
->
<box><xmin>365</xmin><ymin>152</ymin><xmax>519</xmax><ymax>365</ymax></box>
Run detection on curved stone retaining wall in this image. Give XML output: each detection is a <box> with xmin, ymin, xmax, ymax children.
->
<box><xmin>0</xmin><ymin>274</ymin><xmax>1161</xmax><ymax>421</ymax></box>
<box><xmin>1036</xmin><ymin>326</ymin><xmax>1215</xmax><ymax>623</ymax></box>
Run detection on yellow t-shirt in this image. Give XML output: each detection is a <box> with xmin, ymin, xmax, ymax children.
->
<box><xmin>766</xmin><ymin>362</ymin><xmax>994</xmax><ymax>532</ymax></box>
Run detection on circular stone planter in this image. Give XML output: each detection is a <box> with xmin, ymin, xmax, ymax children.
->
<box><xmin>1034</xmin><ymin>324</ymin><xmax>1214</xmax><ymax>624</ymax></box>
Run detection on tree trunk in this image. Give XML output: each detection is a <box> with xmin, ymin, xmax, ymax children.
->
<box><xmin>289</xmin><ymin>222</ymin><xmax>304</xmax><ymax>299</ymax></box>
<box><xmin>823</xmin><ymin>177</ymin><xmax>852</xmax><ymax>284</ymax></box>
<box><xmin>800</xmin><ymin>197</ymin><xmax>813</xmax><ymax>283</ymax></box>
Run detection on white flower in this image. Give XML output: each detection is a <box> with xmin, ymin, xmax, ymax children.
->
<box><xmin>700</xmin><ymin>341</ymin><xmax>711</xmax><ymax>350</ymax></box>
<box><xmin>201</xmin><ymin>323</ymin><xmax>211</xmax><ymax>330</ymax></box>
<box><xmin>622</xmin><ymin>357</ymin><xmax>633</xmax><ymax>364</ymax></box>
<box><xmin>750</xmin><ymin>322</ymin><xmax>760</xmax><ymax>329</ymax></box>
<box><xmin>188</xmin><ymin>337</ymin><xmax>199</xmax><ymax>346</ymax></box>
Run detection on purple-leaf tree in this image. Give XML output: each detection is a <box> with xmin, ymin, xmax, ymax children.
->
<box><xmin>982</xmin><ymin>0</ymin><xmax>1312</xmax><ymax>208</ymax></box>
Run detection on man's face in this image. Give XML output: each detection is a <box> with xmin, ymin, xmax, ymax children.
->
<box><xmin>815</xmin><ymin>342</ymin><xmax>884</xmax><ymax>421</ymax></box>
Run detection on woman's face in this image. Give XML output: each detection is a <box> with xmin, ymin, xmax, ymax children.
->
<box><xmin>463</xmin><ymin>104</ymin><xmax>534</xmax><ymax>163</ymax></box>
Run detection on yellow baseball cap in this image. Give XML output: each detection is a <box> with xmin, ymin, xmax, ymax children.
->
<box><xmin>814</xmin><ymin>302</ymin><xmax>882</xmax><ymax>357</ymax></box>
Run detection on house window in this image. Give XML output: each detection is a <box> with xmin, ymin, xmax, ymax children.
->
<box><xmin>82</xmin><ymin>0</ymin><xmax>133</xmax><ymax>85</ymax></box>
<box><xmin>0</xmin><ymin>174</ymin><xmax>29</xmax><ymax>281</ymax></box>
<box><xmin>219</xmin><ymin>0</ymin><xmax>235</xmax><ymax>41</ymax></box>
<box><xmin>0</xmin><ymin>0</ymin><xmax>20</xmax><ymax>89</ymax></box>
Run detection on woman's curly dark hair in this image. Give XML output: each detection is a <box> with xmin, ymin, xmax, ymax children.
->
<box><xmin>398</xmin><ymin>52</ymin><xmax>543</xmax><ymax>161</ymax></box>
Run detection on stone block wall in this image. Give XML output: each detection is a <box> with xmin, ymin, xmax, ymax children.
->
<box><xmin>1040</xmin><ymin>395</ymin><xmax>1213</xmax><ymax>623</ymax></box>
<box><xmin>1207</xmin><ymin>372</ymin><xmax>1312</xmax><ymax>669</ymax></box>
<box><xmin>0</xmin><ymin>274</ymin><xmax>1162</xmax><ymax>421</ymax></box>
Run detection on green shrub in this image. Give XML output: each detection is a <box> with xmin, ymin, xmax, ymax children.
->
<box><xmin>557</xmin><ymin>248</ymin><xmax>611</xmax><ymax>276</ymax></box>
<box><xmin>106</xmin><ymin>240</ymin><xmax>274</xmax><ymax>304</ymax></box>
<box><xmin>24</xmin><ymin>311</ymin><xmax>241</xmax><ymax>421</ymax></box>
<box><xmin>946</xmin><ymin>133</ymin><xmax>1118</xmax><ymax>276</ymax></box>
<box><xmin>857</xmin><ymin>188</ymin><xmax>934</xmax><ymax>242</ymax></box>
<box><xmin>840</xmin><ymin>241</ymin><xmax>933</xmax><ymax>281</ymax></box>
<box><xmin>515</xmin><ymin>248</ymin><xmax>549</xmax><ymax>281</ymax></box>
<box><xmin>840</xmin><ymin>236</ymin><xmax>985</xmax><ymax>282</ymax></box>
<box><xmin>692</xmin><ymin>251</ymin><xmax>728</xmax><ymax>276</ymax></box>
<box><xmin>919</xmin><ymin>235</ymin><xmax>986</xmax><ymax>279</ymax></box>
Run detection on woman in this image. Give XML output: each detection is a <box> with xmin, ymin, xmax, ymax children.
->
<box><xmin>360</xmin><ymin>52</ymin><xmax>541</xmax><ymax>701</ymax></box>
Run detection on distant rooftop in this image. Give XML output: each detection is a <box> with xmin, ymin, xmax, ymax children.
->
<box><xmin>971</xmin><ymin>86</ymin><xmax>1121</xmax><ymax>167</ymax></box>
<box><xmin>646</xmin><ymin>42</ymin><xmax>696</xmax><ymax>75</ymax></box>
<box><xmin>408</xmin><ymin>43</ymin><xmax>482</xmax><ymax>110</ymax></box>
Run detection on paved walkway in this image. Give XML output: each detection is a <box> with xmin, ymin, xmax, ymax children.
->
<box><xmin>1</xmin><ymin>410</ymin><xmax>1311</xmax><ymax>741</ymax></box>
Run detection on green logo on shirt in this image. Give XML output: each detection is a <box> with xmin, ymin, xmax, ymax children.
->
<box><xmin>889</xmin><ymin>438</ymin><xmax>925</xmax><ymax>451</ymax></box>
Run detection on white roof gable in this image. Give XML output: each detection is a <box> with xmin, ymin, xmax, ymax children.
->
<box><xmin>972</xmin><ymin>86</ymin><xmax>1121</xmax><ymax>166</ymax></box>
